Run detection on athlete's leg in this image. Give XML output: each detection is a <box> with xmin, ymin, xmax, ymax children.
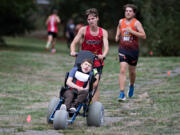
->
<box><xmin>128</xmin><ymin>65</ymin><xmax>136</xmax><ymax>85</ymax></box>
<box><xmin>92</xmin><ymin>87</ymin><xmax>100</xmax><ymax>102</ymax></box>
<box><xmin>119</xmin><ymin>62</ymin><xmax>128</xmax><ymax>91</ymax></box>
<box><xmin>51</xmin><ymin>38</ymin><xmax>56</xmax><ymax>49</ymax></box>
<box><xmin>92</xmin><ymin>73</ymin><xmax>100</xmax><ymax>102</ymax></box>
<box><xmin>46</xmin><ymin>35</ymin><xmax>53</xmax><ymax>50</ymax></box>
<box><xmin>51</xmin><ymin>38</ymin><xmax>56</xmax><ymax>53</ymax></box>
<box><xmin>127</xmin><ymin>65</ymin><xmax>136</xmax><ymax>97</ymax></box>
<box><xmin>118</xmin><ymin>62</ymin><xmax>128</xmax><ymax>101</ymax></box>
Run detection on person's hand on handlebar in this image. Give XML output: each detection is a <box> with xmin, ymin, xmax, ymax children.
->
<box><xmin>70</xmin><ymin>51</ymin><xmax>77</xmax><ymax>57</ymax></box>
<box><xmin>97</xmin><ymin>54</ymin><xmax>105</xmax><ymax>60</ymax></box>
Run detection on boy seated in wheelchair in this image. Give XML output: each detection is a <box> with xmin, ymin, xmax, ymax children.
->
<box><xmin>62</xmin><ymin>59</ymin><xmax>98</xmax><ymax>113</ymax></box>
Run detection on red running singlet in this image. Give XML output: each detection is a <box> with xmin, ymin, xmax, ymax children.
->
<box><xmin>82</xmin><ymin>26</ymin><xmax>104</xmax><ymax>67</ymax></box>
<box><xmin>48</xmin><ymin>15</ymin><xmax>58</xmax><ymax>33</ymax></box>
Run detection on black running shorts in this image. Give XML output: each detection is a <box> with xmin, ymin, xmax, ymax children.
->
<box><xmin>48</xmin><ymin>32</ymin><xmax>57</xmax><ymax>38</ymax></box>
<box><xmin>118</xmin><ymin>48</ymin><xmax>139</xmax><ymax>66</ymax></box>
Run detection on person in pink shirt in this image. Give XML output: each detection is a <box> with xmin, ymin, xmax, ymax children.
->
<box><xmin>45</xmin><ymin>9</ymin><xmax>61</xmax><ymax>53</ymax></box>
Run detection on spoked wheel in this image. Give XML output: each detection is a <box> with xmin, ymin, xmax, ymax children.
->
<box><xmin>53</xmin><ymin>110</ymin><xmax>69</xmax><ymax>129</ymax></box>
<box><xmin>86</xmin><ymin>101</ymin><xmax>104</xmax><ymax>127</ymax></box>
<box><xmin>47</xmin><ymin>97</ymin><xmax>60</xmax><ymax>124</ymax></box>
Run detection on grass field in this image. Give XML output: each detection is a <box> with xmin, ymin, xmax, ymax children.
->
<box><xmin>0</xmin><ymin>37</ymin><xmax>180</xmax><ymax>135</ymax></box>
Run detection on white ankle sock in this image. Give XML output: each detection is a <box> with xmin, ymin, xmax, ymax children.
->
<box><xmin>46</xmin><ymin>41</ymin><xmax>51</xmax><ymax>48</ymax></box>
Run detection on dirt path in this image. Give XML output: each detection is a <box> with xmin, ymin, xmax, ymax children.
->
<box><xmin>16</xmin><ymin>130</ymin><xmax>63</xmax><ymax>135</ymax></box>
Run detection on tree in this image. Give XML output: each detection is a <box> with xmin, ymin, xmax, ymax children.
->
<box><xmin>139</xmin><ymin>0</ymin><xmax>180</xmax><ymax>56</ymax></box>
<box><xmin>48</xmin><ymin>0</ymin><xmax>128</xmax><ymax>27</ymax></box>
<box><xmin>0</xmin><ymin>0</ymin><xmax>37</xmax><ymax>43</ymax></box>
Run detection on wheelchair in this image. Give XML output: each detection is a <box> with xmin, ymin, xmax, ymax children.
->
<box><xmin>47</xmin><ymin>50</ymin><xmax>104</xmax><ymax>130</ymax></box>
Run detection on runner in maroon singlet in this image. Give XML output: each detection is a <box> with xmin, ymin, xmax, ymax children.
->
<box><xmin>70</xmin><ymin>8</ymin><xmax>109</xmax><ymax>102</ymax></box>
<box><xmin>115</xmin><ymin>4</ymin><xmax>146</xmax><ymax>101</ymax></box>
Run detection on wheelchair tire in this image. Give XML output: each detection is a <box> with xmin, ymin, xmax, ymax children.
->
<box><xmin>47</xmin><ymin>97</ymin><xmax>60</xmax><ymax>124</ymax></box>
<box><xmin>53</xmin><ymin>110</ymin><xmax>69</xmax><ymax>129</ymax></box>
<box><xmin>86</xmin><ymin>101</ymin><xmax>104</xmax><ymax>127</ymax></box>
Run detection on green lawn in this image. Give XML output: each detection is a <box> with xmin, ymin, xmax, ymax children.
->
<box><xmin>0</xmin><ymin>37</ymin><xmax>180</xmax><ymax>135</ymax></box>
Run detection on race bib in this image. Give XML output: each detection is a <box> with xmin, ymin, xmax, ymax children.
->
<box><xmin>123</xmin><ymin>31</ymin><xmax>130</xmax><ymax>41</ymax></box>
<box><xmin>123</xmin><ymin>36</ymin><xmax>130</xmax><ymax>41</ymax></box>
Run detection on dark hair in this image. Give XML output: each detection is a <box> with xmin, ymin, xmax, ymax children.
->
<box><xmin>123</xmin><ymin>4</ymin><xmax>137</xmax><ymax>14</ymax></box>
<box><xmin>85</xmin><ymin>8</ymin><xmax>98</xmax><ymax>18</ymax></box>
<box><xmin>82</xmin><ymin>59</ymin><xmax>93</xmax><ymax>66</ymax></box>
<box><xmin>52</xmin><ymin>9</ymin><xmax>58</xmax><ymax>14</ymax></box>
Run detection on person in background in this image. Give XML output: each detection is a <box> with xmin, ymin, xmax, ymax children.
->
<box><xmin>75</xmin><ymin>20</ymin><xmax>84</xmax><ymax>51</ymax></box>
<box><xmin>45</xmin><ymin>9</ymin><xmax>61</xmax><ymax>53</ymax></box>
<box><xmin>65</xmin><ymin>19</ymin><xmax>75</xmax><ymax>48</ymax></box>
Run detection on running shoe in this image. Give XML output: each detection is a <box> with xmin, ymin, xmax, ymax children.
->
<box><xmin>118</xmin><ymin>91</ymin><xmax>126</xmax><ymax>101</ymax></box>
<box><xmin>51</xmin><ymin>48</ymin><xmax>56</xmax><ymax>53</ymax></box>
<box><xmin>128</xmin><ymin>84</ymin><xmax>134</xmax><ymax>98</ymax></box>
<box><xmin>69</xmin><ymin>107</ymin><xmax>76</xmax><ymax>113</ymax></box>
<box><xmin>60</xmin><ymin>104</ymin><xmax>67</xmax><ymax>111</ymax></box>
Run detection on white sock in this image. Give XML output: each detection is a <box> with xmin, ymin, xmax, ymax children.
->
<box><xmin>46</xmin><ymin>41</ymin><xmax>51</xmax><ymax>48</ymax></box>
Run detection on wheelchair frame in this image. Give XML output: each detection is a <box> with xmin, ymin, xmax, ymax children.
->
<box><xmin>48</xmin><ymin>70</ymin><xmax>95</xmax><ymax>124</ymax></box>
<box><xmin>47</xmin><ymin>50</ymin><xmax>104</xmax><ymax>129</ymax></box>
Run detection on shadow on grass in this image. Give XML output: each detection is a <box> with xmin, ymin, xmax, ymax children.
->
<box><xmin>0</xmin><ymin>43</ymin><xmax>68</xmax><ymax>55</ymax></box>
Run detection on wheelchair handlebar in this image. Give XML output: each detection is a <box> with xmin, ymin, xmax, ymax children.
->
<box><xmin>73</xmin><ymin>52</ymin><xmax>106</xmax><ymax>60</ymax></box>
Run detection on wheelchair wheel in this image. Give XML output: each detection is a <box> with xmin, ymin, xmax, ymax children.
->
<box><xmin>53</xmin><ymin>110</ymin><xmax>69</xmax><ymax>129</ymax></box>
<box><xmin>47</xmin><ymin>97</ymin><xmax>60</xmax><ymax>124</ymax></box>
<box><xmin>86</xmin><ymin>101</ymin><xmax>104</xmax><ymax>127</ymax></box>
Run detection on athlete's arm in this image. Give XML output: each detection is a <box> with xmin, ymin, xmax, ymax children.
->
<box><xmin>126</xmin><ymin>21</ymin><xmax>146</xmax><ymax>39</ymax></box>
<box><xmin>115</xmin><ymin>19</ymin><xmax>121</xmax><ymax>42</ymax></box>
<box><xmin>45</xmin><ymin>16</ymin><xmax>50</xmax><ymax>25</ymax></box>
<box><xmin>56</xmin><ymin>15</ymin><xmax>61</xmax><ymax>23</ymax></box>
<box><xmin>99</xmin><ymin>29</ymin><xmax>109</xmax><ymax>59</ymax></box>
<box><xmin>70</xmin><ymin>27</ymin><xmax>85</xmax><ymax>56</ymax></box>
